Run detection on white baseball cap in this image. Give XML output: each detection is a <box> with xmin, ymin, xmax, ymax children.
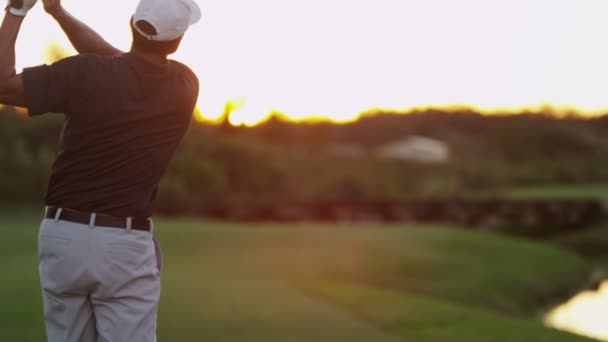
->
<box><xmin>133</xmin><ymin>0</ymin><xmax>201</xmax><ymax>42</ymax></box>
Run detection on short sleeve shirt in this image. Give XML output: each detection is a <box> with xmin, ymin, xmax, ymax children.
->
<box><xmin>22</xmin><ymin>53</ymin><xmax>199</xmax><ymax>218</ymax></box>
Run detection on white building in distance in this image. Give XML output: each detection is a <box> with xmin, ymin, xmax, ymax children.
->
<box><xmin>377</xmin><ymin>136</ymin><xmax>450</xmax><ymax>164</ymax></box>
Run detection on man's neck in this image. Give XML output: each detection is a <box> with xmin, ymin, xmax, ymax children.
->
<box><xmin>130</xmin><ymin>48</ymin><xmax>168</xmax><ymax>64</ymax></box>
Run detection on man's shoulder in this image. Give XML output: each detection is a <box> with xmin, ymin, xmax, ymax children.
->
<box><xmin>168</xmin><ymin>59</ymin><xmax>195</xmax><ymax>74</ymax></box>
<box><xmin>49</xmin><ymin>53</ymin><xmax>116</xmax><ymax>74</ymax></box>
<box><xmin>60</xmin><ymin>53</ymin><xmax>111</xmax><ymax>65</ymax></box>
<box><xmin>169</xmin><ymin>59</ymin><xmax>199</xmax><ymax>85</ymax></box>
<box><xmin>23</xmin><ymin>53</ymin><xmax>113</xmax><ymax>84</ymax></box>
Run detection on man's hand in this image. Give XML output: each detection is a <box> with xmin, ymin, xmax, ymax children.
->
<box><xmin>6</xmin><ymin>0</ymin><xmax>39</xmax><ymax>17</ymax></box>
<box><xmin>41</xmin><ymin>0</ymin><xmax>61</xmax><ymax>17</ymax></box>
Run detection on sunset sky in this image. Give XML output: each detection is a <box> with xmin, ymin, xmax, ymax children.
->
<box><xmin>12</xmin><ymin>0</ymin><xmax>608</xmax><ymax>125</ymax></box>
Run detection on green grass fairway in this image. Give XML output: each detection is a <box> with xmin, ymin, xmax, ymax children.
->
<box><xmin>0</xmin><ymin>213</ymin><xmax>596</xmax><ymax>341</ymax></box>
<box><xmin>552</xmin><ymin>224</ymin><xmax>608</xmax><ymax>271</ymax></box>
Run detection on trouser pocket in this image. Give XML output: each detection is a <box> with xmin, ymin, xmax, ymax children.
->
<box><xmin>153</xmin><ymin>237</ymin><xmax>163</xmax><ymax>273</ymax></box>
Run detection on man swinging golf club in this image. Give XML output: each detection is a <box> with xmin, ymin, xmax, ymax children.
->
<box><xmin>0</xmin><ymin>0</ymin><xmax>200</xmax><ymax>340</ymax></box>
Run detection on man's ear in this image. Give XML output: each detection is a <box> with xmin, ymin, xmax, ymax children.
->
<box><xmin>9</xmin><ymin>1</ymin><xmax>25</xmax><ymax>10</ymax></box>
<box><xmin>136</xmin><ymin>20</ymin><xmax>158</xmax><ymax>36</ymax></box>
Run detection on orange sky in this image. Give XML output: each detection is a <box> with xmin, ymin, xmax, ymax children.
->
<box><xmin>13</xmin><ymin>0</ymin><xmax>608</xmax><ymax>125</ymax></box>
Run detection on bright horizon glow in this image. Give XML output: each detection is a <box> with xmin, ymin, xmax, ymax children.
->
<box><xmin>14</xmin><ymin>0</ymin><xmax>608</xmax><ymax>125</ymax></box>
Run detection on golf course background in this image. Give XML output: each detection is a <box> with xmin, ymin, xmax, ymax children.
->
<box><xmin>3</xmin><ymin>102</ymin><xmax>608</xmax><ymax>340</ymax></box>
<box><xmin>1</xmin><ymin>208</ymin><xmax>605</xmax><ymax>341</ymax></box>
<box><xmin>5</xmin><ymin>108</ymin><xmax>608</xmax><ymax>210</ymax></box>
<box><xmin>3</xmin><ymin>5</ymin><xmax>608</xmax><ymax>339</ymax></box>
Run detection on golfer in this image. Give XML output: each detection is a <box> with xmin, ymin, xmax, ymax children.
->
<box><xmin>0</xmin><ymin>0</ymin><xmax>200</xmax><ymax>340</ymax></box>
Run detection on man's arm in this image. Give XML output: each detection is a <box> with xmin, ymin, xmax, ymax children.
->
<box><xmin>0</xmin><ymin>11</ymin><xmax>25</xmax><ymax>107</ymax></box>
<box><xmin>43</xmin><ymin>0</ymin><xmax>123</xmax><ymax>57</ymax></box>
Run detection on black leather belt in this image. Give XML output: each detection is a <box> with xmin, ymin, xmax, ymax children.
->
<box><xmin>44</xmin><ymin>207</ymin><xmax>152</xmax><ymax>232</ymax></box>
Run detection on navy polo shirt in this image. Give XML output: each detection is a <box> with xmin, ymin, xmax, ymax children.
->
<box><xmin>22</xmin><ymin>52</ymin><xmax>199</xmax><ymax>218</ymax></box>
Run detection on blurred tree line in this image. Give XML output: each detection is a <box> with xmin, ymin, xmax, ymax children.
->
<box><xmin>226</xmin><ymin>108</ymin><xmax>608</xmax><ymax>190</ymax></box>
<box><xmin>2</xmin><ymin>105</ymin><xmax>608</xmax><ymax>211</ymax></box>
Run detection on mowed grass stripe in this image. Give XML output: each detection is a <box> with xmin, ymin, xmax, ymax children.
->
<box><xmin>156</xmin><ymin>220</ymin><xmax>590</xmax><ymax>315</ymax></box>
<box><xmin>0</xmin><ymin>216</ymin><xmax>595</xmax><ymax>341</ymax></box>
<box><xmin>304</xmin><ymin>282</ymin><xmax>594</xmax><ymax>342</ymax></box>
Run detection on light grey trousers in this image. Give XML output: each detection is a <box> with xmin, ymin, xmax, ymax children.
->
<box><xmin>38</xmin><ymin>218</ymin><xmax>162</xmax><ymax>342</ymax></box>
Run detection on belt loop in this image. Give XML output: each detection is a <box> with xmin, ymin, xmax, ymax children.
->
<box><xmin>149</xmin><ymin>218</ymin><xmax>154</xmax><ymax>234</ymax></box>
<box><xmin>126</xmin><ymin>217</ymin><xmax>132</xmax><ymax>231</ymax></box>
<box><xmin>89</xmin><ymin>213</ymin><xmax>97</xmax><ymax>228</ymax></box>
<box><xmin>54</xmin><ymin>208</ymin><xmax>63</xmax><ymax>222</ymax></box>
